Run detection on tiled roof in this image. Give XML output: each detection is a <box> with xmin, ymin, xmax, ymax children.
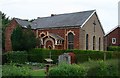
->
<box><xmin>15</xmin><ymin>10</ymin><xmax>95</xmax><ymax>29</ymax></box>
<box><xmin>33</xmin><ymin>10</ymin><xmax>95</xmax><ymax>29</ymax></box>
<box><xmin>49</xmin><ymin>33</ymin><xmax>64</xmax><ymax>40</ymax></box>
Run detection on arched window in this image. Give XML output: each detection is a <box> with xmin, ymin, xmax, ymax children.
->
<box><xmin>86</xmin><ymin>34</ymin><xmax>89</xmax><ymax>50</ymax></box>
<box><xmin>93</xmin><ymin>36</ymin><xmax>95</xmax><ymax>50</ymax></box>
<box><xmin>99</xmin><ymin>37</ymin><xmax>101</xmax><ymax>50</ymax></box>
<box><xmin>41</xmin><ymin>34</ymin><xmax>45</xmax><ymax>37</ymax></box>
<box><xmin>68</xmin><ymin>32</ymin><xmax>74</xmax><ymax>49</ymax></box>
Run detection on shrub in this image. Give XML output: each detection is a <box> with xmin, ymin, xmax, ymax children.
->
<box><xmin>48</xmin><ymin>62</ymin><xmax>87</xmax><ymax>78</ymax></box>
<box><xmin>2</xmin><ymin>63</ymin><xmax>31</xmax><ymax>77</ymax></box>
<box><xmin>108</xmin><ymin>46</ymin><xmax>120</xmax><ymax>51</ymax></box>
<box><xmin>4</xmin><ymin>51</ymin><xmax>28</xmax><ymax>64</ymax></box>
<box><xmin>28</xmin><ymin>48</ymin><xmax>43</xmax><ymax>63</ymax></box>
<box><xmin>86</xmin><ymin>59</ymin><xmax>119</xmax><ymax>76</ymax></box>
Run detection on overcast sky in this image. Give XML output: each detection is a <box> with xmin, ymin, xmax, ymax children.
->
<box><xmin>0</xmin><ymin>0</ymin><xmax>120</xmax><ymax>34</ymax></box>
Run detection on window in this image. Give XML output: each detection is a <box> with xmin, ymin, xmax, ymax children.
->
<box><xmin>93</xmin><ymin>36</ymin><xmax>95</xmax><ymax>50</ymax></box>
<box><xmin>41</xmin><ymin>34</ymin><xmax>45</xmax><ymax>37</ymax></box>
<box><xmin>57</xmin><ymin>40</ymin><xmax>62</xmax><ymax>44</ymax></box>
<box><xmin>112</xmin><ymin>38</ymin><xmax>116</xmax><ymax>44</ymax></box>
<box><xmin>99</xmin><ymin>37</ymin><xmax>101</xmax><ymax>50</ymax></box>
<box><xmin>86</xmin><ymin>34</ymin><xmax>89</xmax><ymax>50</ymax></box>
<box><xmin>68</xmin><ymin>32</ymin><xmax>74</xmax><ymax>49</ymax></box>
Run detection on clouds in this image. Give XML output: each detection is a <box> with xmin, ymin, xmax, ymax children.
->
<box><xmin>0</xmin><ymin>0</ymin><xmax>119</xmax><ymax>33</ymax></box>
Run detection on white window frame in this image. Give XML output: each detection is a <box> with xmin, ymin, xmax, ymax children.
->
<box><xmin>112</xmin><ymin>38</ymin><xmax>116</xmax><ymax>44</ymax></box>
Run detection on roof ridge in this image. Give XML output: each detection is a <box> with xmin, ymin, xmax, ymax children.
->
<box><xmin>37</xmin><ymin>10</ymin><xmax>95</xmax><ymax>19</ymax></box>
<box><xmin>105</xmin><ymin>25</ymin><xmax>120</xmax><ymax>36</ymax></box>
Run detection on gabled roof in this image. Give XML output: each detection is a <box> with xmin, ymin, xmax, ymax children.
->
<box><xmin>14</xmin><ymin>18</ymin><xmax>31</xmax><ymax>28</ymax></box>
<box><xmin>14</xmin><ymin>10</ymin><xmax>96</xmax><ymax>29</ymax></box>
<box><xmin>105</xmin><ymin>25</ymin><xmax>120</xmax><ymax>36</ymax></box>
<box><xmin>32</xmin><ymin>10</ymin><xmax>95</xmax><ymax>29</ymax></box>
<box><xmin>49</xmin><ymin>33</ymin><xmax>64</xmax><ymax>40</ymax></box>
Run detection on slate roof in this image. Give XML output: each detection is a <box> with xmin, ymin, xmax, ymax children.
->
<box><xmin>15</xmin><ymin>10</ymin><xmax>95</xmax><ymax>29</ymax></box>
<box><xmin>49</xmin><ymin>33</ymin><xmax>64</xmax><ymax>40</ymax></box>
<box><xmin>32</xmin><ymin>10</ymin><xmax>95</xmax><ymax>29</ymax></box>
<box><xmin>14</xmin><ymin>18</ymin><xmax>31</xmax><ymax>28</ymax></box>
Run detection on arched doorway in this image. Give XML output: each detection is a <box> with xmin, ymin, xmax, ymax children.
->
<box><xmin>44</xmin><ymin>38</ymin><xmax>55</xmax><ymax>49</ymax></box>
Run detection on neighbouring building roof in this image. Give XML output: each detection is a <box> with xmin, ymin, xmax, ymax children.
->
<box><xmin>14</xmin><ymin>18</ymin><xmax>32</xmax><ymax>28</ymax></box>
<box><xmin>14</xmin><ymin>10</ymin><xmax>95</xmax><ymax>29</ymax></box>
<box><xmin>105</xmin><ymin>25</ymin><xmax>120</xmax><ymax>36</ymax></box>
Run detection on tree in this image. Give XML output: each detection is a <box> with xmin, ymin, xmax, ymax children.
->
<box><xmin>11</xmin><ymin>25</ymin><xmax>37</xmax><ymax>51</ymax></box>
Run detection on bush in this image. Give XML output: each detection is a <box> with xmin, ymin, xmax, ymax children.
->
<box><xmin>85</xmin><ymin>59</ymin><xmax>119</xmax><ymax>76</ymax></box>
<box><xmin>108</xmin><ymin>46</ymin><xmax>120</xmax><ymax>51</ymax></box>
<box><xmin>48</xmin><ymin>62</ymin><xmax>87</xmax><ymax>78</ymax></box>
<box><xmin>3</xmin><ymin>49</ymin><xmax>120</xmax><ymax>64</ymax></box>
<box><xmin>2</xmin><ymin>63</ymin><xmax>31</xmax><ymax>77</ymax></box>
<box><xmin>4</xmin><ymin>51</ymin><xmax>28</xmax><ymax>64</ymax></box>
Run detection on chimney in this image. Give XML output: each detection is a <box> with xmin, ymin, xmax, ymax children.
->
<box><xmin>37</xmin><ymin>17</ymin><xmax>40</xmax><ymax>19</ymax></box>
<box><xmin>51</xmin><ymin>14</ymin><xmax>56</xmax><ymax>17</ymax></box>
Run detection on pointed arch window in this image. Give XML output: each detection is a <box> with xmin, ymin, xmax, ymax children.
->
<box><xmin>68</xmin><ymin>32</ymin><xmax>74</xmax><ymax>49</ymax></box>
<box><xmin>86</xmin><ymin>34</ymin><xmax>89</xmax><ymax>50</ymax></box>
<box><xmin>93</xmin><ymin>36</ymin><xmax>96</xmax><ymax>50</ymax></box>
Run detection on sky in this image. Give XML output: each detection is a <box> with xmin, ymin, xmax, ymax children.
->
<box><xmin>0</xmin><ymin>0</ymin><xmax>120</xmax><ymax>34</ymax></box>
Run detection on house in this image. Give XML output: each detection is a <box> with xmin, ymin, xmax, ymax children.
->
<box><xmin>104</xmin><ymin>26</ymin><xmax>120</xmax><ymax>50</ymax></box>
<box><xmin>5</xmin><ymin>10</ymin><xmax>105</xmax><ymax>51</ymax></box>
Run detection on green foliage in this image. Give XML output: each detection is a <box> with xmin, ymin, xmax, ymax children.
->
<box><xmin>11</xmin><ymin>26</ymin><xmax>23</xmax><ymax>51</ymax></box>
<box><xmin>2</xmin><ymin>63</ymin><xmax>31</xmax><ymax>77</ymax></box>
<box><xmin>3</xmin><ymin>49</ymin><xmax>120</xmax><ymax>64</ymax></box>
<box><xmin>48</xmin><ymin>59</ymin><xmax>119</xmax><ymax>77</ymax></box>
<box><xmin>49</xmin><ymin>62</ymin><xmax>87</xmax><ymax>78</ymax></box>
<box><xmin>4</xmin><ymin>51</ymin><xmax>28</xmax><ymax>64</ymax></box>
<box><xmin>28</xmin><ymin>48</ymin><xmax>44</xmax><ymax>63</ymax></box>
<box><xmin>24</xmin><ymin>49</ymin><xmax>119</xmax><ymax>63</ymax></box>
<box><xmin>83</xmin><ymin>59</ymin><xmax>119</xmax><ymax>76</ymax></box>
<box><xmin>11</xmin><ymin>25</ymin><xmax>37</xmax><ymax>51</ymax></box>
<box><xmin>108</xmin><ymin>46</ymin><xmax>120</xmax><ymax>51</ymax></box>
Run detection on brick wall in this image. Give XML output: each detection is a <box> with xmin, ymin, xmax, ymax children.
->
<box><xmin>5</xmin><ymin>19</ymin><xmax>18</xmax><ymax>52</ymax></box>
<box><xmin>104</xmin><ymin>27</ymin><xmax>120</xmax><ymax>50</ymax></box>
<box><xmin>37</xmin><ymin>27</ymin><xmax>80</xmax><ymax>50</ymax></box>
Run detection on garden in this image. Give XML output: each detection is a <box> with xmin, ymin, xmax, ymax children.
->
<box><xmin>2</xmin><ymin>48</ymin><xmax>120</xmax><ymax>77</ymax></box>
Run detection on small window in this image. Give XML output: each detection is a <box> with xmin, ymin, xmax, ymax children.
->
<box><xmin>41</xmin><ymin>34</ymin><xmax>45</xmax><ymax>37</ymax></box>
<box><xmin>57</xmin><ymin>40</ymin><xmax>62</xmax><ymax>44</ymax></box>
<box><xmin>112</xmin><ymin>38</ymin><xmax>116</xmax><ymax>44</ymax></box>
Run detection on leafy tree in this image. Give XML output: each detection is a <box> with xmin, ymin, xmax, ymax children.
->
<box><xmin>11</xmin><ymin>25</ymin><xmax>23</xmax><ymax>51</ymax></box>
<box><xmin>11</xmin><ymin>25</ymin><xmax>37</xmax><ymax>51</ymax></box>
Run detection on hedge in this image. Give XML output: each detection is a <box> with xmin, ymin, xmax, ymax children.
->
<box><xmin>3</xmin><ymin>48</ymin><xmax>120</xmax><ymax>64</ymax></box>
<box><xmin>108</xmin><ymin>46</ymin><xmax>120</xmax><ymax>51</ymax></box>
<box><xmin>3</xmin><ymin>51</ymin><xmax>28</xmax><ymax>64</ymax></box>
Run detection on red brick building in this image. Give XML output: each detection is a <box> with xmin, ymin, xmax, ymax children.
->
<box><xmin>5</xmin><ymin>10</ymin><xmax>105</xmax><ymax>52</ymax></box>
<box><xmin>104</xmin><ymin>26</ymin><xmax>120</xmax><ymax>50</ymax></box>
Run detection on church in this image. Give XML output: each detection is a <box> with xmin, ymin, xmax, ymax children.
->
<box><xmin>5</xmin><ymin>10</ymin><xmax>105</xmax><ymax>51</ymax></box>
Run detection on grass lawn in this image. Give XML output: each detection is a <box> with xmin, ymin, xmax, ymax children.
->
<box><xmin>30</xmin><ymin>69</ymin><xmax>46</xmax><ymax>77</ymax></box>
